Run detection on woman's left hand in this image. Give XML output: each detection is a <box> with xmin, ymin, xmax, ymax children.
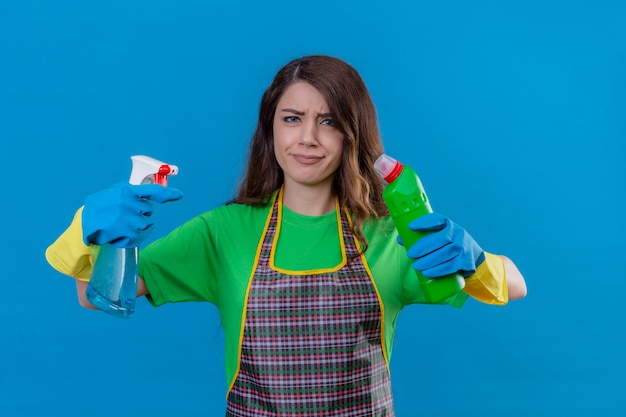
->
<box><xmin>405</xmin><ymin>213</ymin><xmax>485</xmax><ymax>278</ymax></box>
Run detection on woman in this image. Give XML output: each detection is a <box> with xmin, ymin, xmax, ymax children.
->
<box><xmin>47</xmin><ymin>55</ymin><xmax>526</xmax><ymax>416</ymax></box>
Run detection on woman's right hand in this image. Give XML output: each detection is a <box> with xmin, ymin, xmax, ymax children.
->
<box><xmin>81</xmin><ymin>182</ymin><xmax>183</xmax><ymax>248</ymax></box>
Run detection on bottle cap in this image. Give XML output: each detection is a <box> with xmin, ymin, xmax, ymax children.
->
<box><xmin>374</xmin><ymin>154</ymin><xmax>403</xmax><ymax>183</ymax></box>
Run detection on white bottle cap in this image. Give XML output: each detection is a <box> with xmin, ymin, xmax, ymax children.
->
<box><xmin>374</xmin><ymin>154</ymin><xmax>403</xmax><ymax>183</ymax></box>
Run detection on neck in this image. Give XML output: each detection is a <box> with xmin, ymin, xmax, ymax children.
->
<box><xmin>282</xmin><ymin>183</ymin><xmax>336</xmax><ymax>216</ymax></box>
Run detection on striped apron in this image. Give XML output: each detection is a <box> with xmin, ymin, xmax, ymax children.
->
<box><xmin>226</xmin><ymin>194</ymin><xmax>395</xmax><ymax>416</ymax></box>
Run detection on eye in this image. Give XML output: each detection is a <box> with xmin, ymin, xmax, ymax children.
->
<box><xmin>283</xmin><ymin>116</ymin><xmax>300</xmax><ymax>123</ymax></box>
<box><xmin>321</xmin><ymin>118</ymin><xmax>336</xmax><ymax>127</ymax></box>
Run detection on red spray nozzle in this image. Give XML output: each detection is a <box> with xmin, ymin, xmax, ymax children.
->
<box><xmin>129</xmin><ymin>155</ymin><xmax>179</xmax><ymax>185</ymax></box>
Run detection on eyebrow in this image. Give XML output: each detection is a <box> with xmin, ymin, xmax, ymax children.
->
<box><xmin>279</xmin><ymin>108</ymin><xmax>333</xmax><ymax>118</ymax></box>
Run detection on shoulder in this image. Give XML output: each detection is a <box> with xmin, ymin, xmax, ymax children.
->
<box><xmin>362</xmin><ymin>215</ymin><xmax>397</xmax><ymax>243</ymax></box>
<box><xmin>145</xmin><ymin>202</ymin><xmax>271</xmax><ymax>253</ymax></box>
<box><xmin>360</xmin><ymin>216</ymin><xmax>408</xmax><ymax>309</ymax></box>
<box><xmin>361</xmin><ymin>215</ymin><xmax>405</xmax><ymax>269</ymax></box>
<box><xmin>185</xmin><ymin>202</ymin><xmax>271</xmax><ymax>236</ymax></box>
<box><xmin>202</xmin><ymin>202</ymin><xmax>271</xmax><ymax>223</ymax></box>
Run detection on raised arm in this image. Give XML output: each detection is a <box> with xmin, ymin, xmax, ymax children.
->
<box><xmin>46</xmin><ymin>181</ymin><xmax>182</xmax><ymax>309</ymax></box>
<box><xmin>405</xmin><ymin>213</ymin><xmax>527</xmax><ymax>305</ymax></box>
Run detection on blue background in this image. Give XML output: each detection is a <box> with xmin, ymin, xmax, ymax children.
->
<box><xmin>1</xmin><ymin>1</ymin><xmax>625</xmax><ymax>415</ymax></box>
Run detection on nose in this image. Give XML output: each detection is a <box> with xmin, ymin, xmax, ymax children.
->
<box><xmin>299</xmin><ymin>120</ymin><xmax>319</xmax><ymax>147</ymax></box>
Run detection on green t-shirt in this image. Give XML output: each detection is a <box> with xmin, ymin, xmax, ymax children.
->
<box><xmin>138</xmin><ymin>199</ymin><xmax>467</xmax><ymax>386</ymax></box>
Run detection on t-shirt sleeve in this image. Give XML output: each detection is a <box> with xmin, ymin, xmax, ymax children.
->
<box><xmin>138</xmin><ymin>212</ymin><xmax>220</xmax><ymax>307</ymax></box>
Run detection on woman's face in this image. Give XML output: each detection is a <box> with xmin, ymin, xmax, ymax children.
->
<box><xmin>273</xmin><ymin>82</ymin><xmax>344</xmax><ymax>190</ymax></box>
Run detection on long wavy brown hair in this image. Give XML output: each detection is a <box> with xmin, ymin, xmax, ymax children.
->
<box><xmin>230</xmin><ymin>55</ymin><xmax>389</xmax><ymax>252</ymax></box>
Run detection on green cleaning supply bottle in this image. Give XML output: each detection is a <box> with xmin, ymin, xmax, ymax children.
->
<box><xmin>374</xmin><ymin>154</ymin><xmax>464</xmax><ymax>303</ymax></box>
<box><xmin>86</xmin><ymin>155</ymin><xmax>178</xmax><ymax>318</ymax></box>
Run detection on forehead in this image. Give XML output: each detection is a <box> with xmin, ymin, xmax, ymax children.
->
<box><xmin>277</xmin><ymin>82</ymin><xmax>329</xmax><ymax>109</ymax></box>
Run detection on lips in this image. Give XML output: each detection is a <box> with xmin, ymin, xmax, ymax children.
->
<box><xmin>292</xmin><ymin>154</ymin><xmax>323</xmax><ymax>164</ymax></box>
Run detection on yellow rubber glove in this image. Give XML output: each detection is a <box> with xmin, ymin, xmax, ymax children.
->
<box><xmin>462</xmin><ymin>252</ymin><xmax>508</xmax><ymax>305</ymax></box>
<box><xmin>45</xmin><ymin>207</ymin><xmax>96</xmax><ymax>282</ymax></box>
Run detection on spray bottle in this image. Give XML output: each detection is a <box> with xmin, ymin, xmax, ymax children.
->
<box><xmin>86</xmin><ymin>155</ymin><xmax>179</xmax><ymax>318</ymax></box>
<box><xmin>374</xmin><ymin>154</ymin><xmax>464</xmax><ymax>303</ymax></box>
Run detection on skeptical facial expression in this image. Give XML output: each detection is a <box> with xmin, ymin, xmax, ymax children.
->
<box><xmin>273</xmin><ymin>82</ymin><xmax>344</xmax><ymax>189</ymax></box>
